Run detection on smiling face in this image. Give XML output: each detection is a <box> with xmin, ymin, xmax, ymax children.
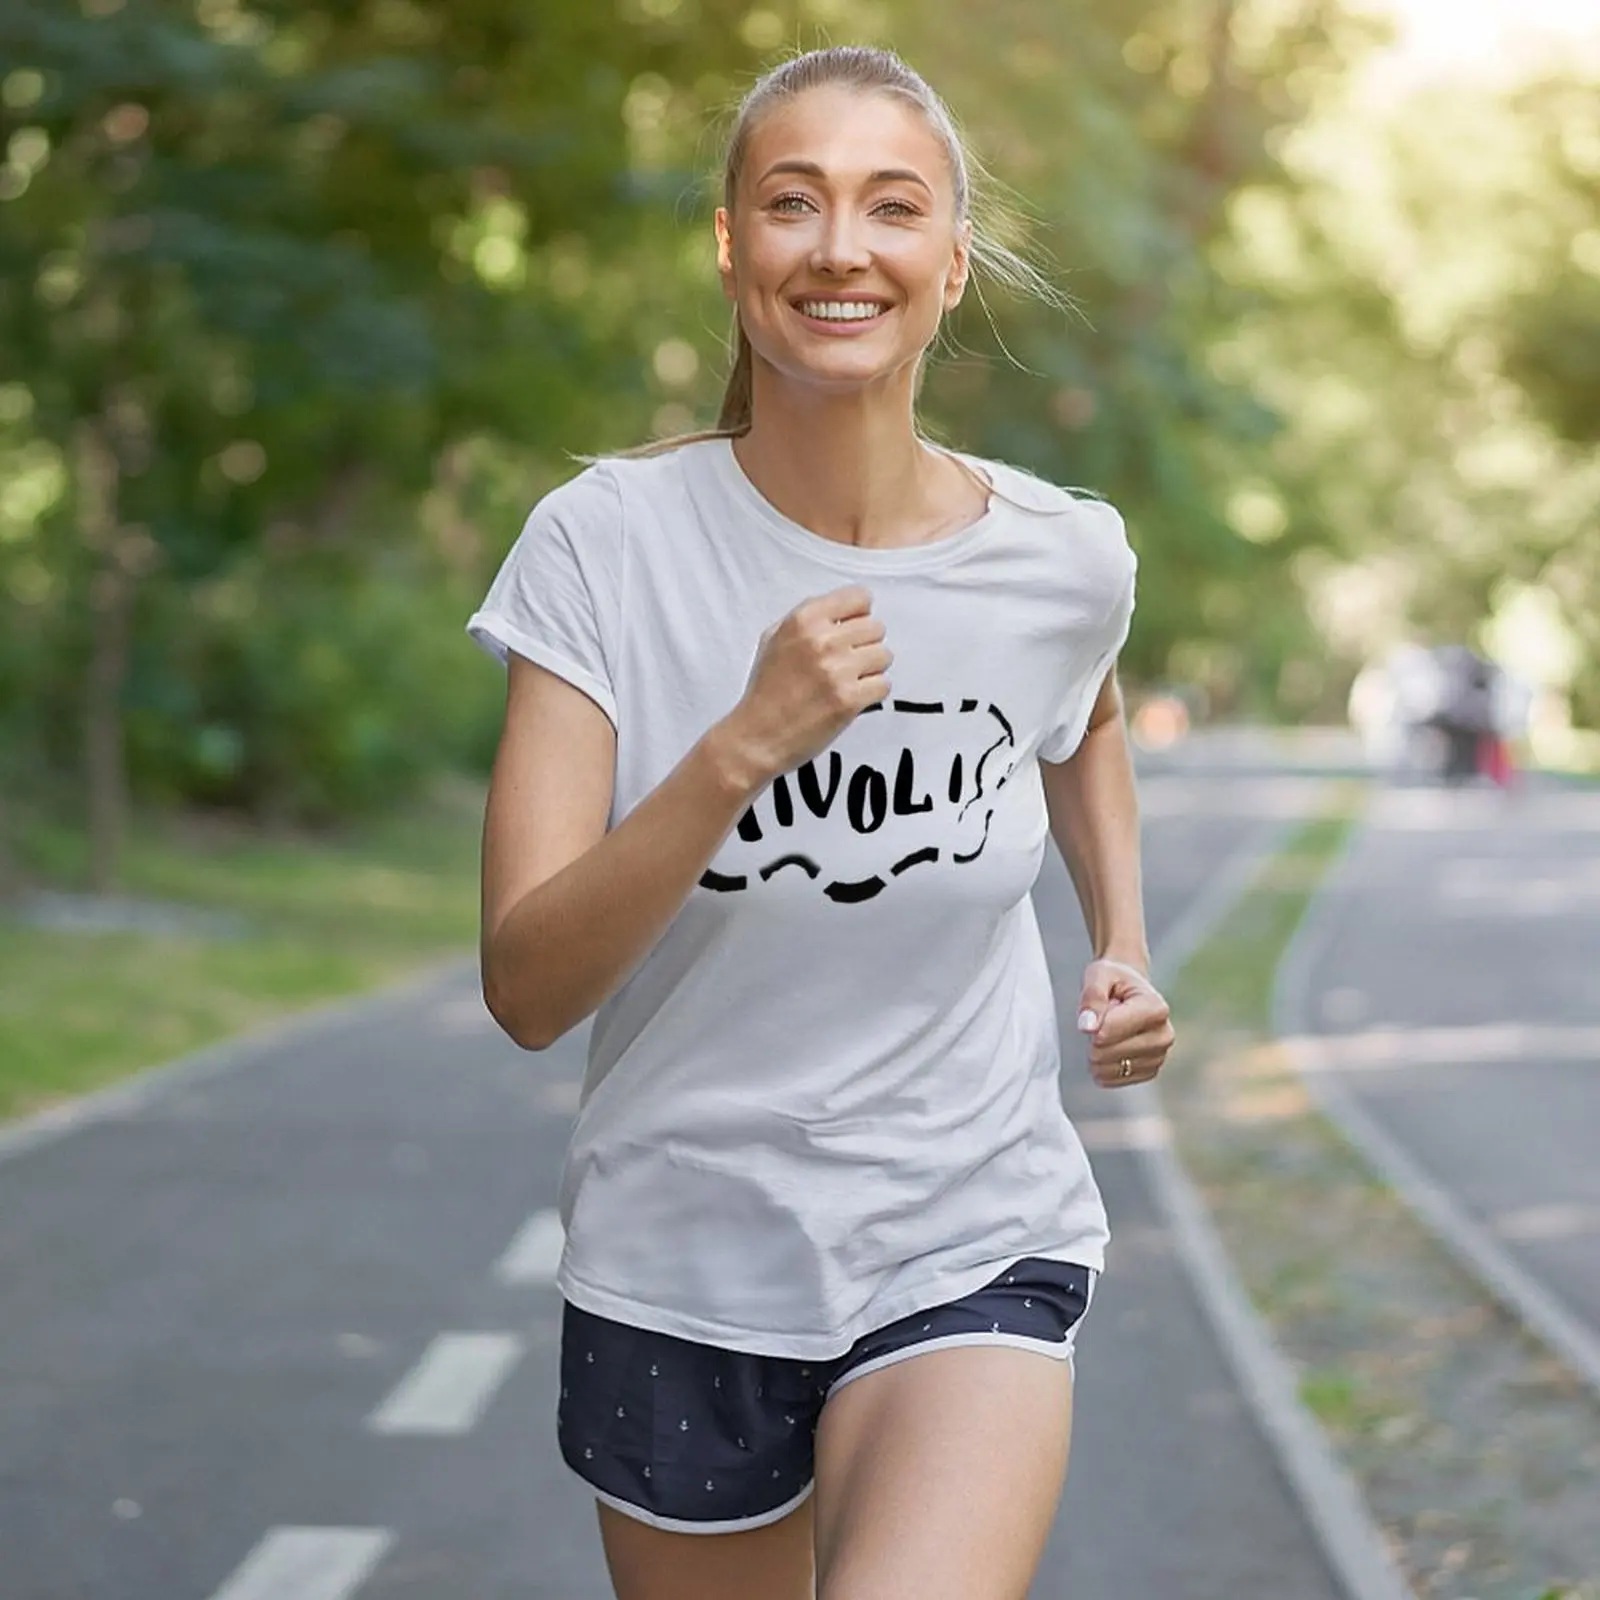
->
<box><xmin>716</xmin><ymin>85</ymin><xmax>972</xmax><ymax>401</ymax></box>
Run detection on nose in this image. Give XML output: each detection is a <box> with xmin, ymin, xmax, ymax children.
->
<box><xmin>811</xmin><ymin>205</ymin><xmax>871</xmax><ymax>276</ymax></box>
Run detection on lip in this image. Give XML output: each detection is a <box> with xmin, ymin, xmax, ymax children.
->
<box><xmin>789</xmin><ymin>295</ymin><xmax>896</xmax><ymax>335</ymax></box>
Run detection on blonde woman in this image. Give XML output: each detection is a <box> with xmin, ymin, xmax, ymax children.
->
<box><xmin>469</xmin><ymin>45</ymin><xmax>1174</xmax><ymax>1600</ymax></box>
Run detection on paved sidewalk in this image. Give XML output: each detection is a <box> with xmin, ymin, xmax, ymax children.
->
<box><xmin>1286</xmin><ymin>781</ymin><xmax>1600</xmax><ymax>1375</ymax></box>
<box><xmin>0</xmin><ymin>767</ymin><xmax>1346</xmax><ymax>1599</ymax></box>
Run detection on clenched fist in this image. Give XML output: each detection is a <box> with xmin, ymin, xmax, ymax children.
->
<box><xmin>720</xmin><ymin>586</ymin><xmax>893</xmax><ymax>784</ymax></box>
<box><xmin>1077</xmin><ymin>959</ymin><xmax>1174</xmax><ymax>1088</ymax></box>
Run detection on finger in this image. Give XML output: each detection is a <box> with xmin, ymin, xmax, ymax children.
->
<box><xmin>832</xmin><ymin>615</ymin><xmax>888</xmax><ymax>649</ymax></box>
<box><xmin>852</xmin><ymin>644</ymin><xmax>893</xmax><ymax>680</ymax></box>
<box><xmin>1099</xmin><ymin>1066</ymin><xmax>1159</xmax><ymax>1089</ymax></box>
<box><xmin>1091</xmin><ymin>1051</ymin><xmax>1165</xmax><ymax>1087</ymax></box>
<box><xmin>1092</xmin><ymin>1059</ymin><xmax>1149</xmax><ymax>1088</ymax></box>
<box><xmin>821</xmin><ymin>584</ymin><xmax>873</xmax><ymax>623</ymax></box>
<box><xmin>1091</xmin><ymin>1040</ymin><xmax>1166</xmax><ymax>1076</ymax></box>
<box><xmin>1077</xmin><ymin>962</ymin><xmax>1125</xmax><ymax>1034</ymax></box>
<box><xmin>1077</xmin><ymin>987</ymin><xmax>1113</xmax><ymax>1036</ymax></box>
<box><xmin>1093</xmin><ymin>1034</ymin><xmax>1174</xmax><ymax>1078</ymax></box>
<box><xmin>1094</xmin><ymin>1011</ymin><xmax>1167</xmax><ymax>1054</ymax></box>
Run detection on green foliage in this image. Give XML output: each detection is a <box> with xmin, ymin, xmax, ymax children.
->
<box><xmin>2</xmin><ymin>0</ymin><xmax>1593</xmax><ymax>854</ymax></box>
<box><xmin>124</xmin><ymin>550</ymin><xmax>497</xmax><ymax>820</ymax></box>
<box><xmin>1224</xmin><ymin>57</ymin><xmax>1600</xmax><ymax>724</ymax></box>
<box><xmin>0</xmin><ymin>0</ymin><xmax>762</xmax><ymax>830</ymax></box>
<box><xmin>1507</xmin><ymin>270</ymin><xmax>1600</xmax><ymax>447</ymax></box>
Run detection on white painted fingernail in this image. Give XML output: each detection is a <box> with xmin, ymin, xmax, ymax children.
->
<box><xmin>1077</xmin><ymin>1010</ymin><xmax>1100</xmax><ymax>1033</ymax></box>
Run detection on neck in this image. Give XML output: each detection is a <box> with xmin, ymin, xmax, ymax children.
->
<box><xmin>732</xmin><ymin>362</ymin><xmax>963</xmax><ymax>549</ymax></box>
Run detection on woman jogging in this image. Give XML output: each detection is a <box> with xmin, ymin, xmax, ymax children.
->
<box><xmin>468</xmin><ymin>44</ymin><xmax>1174</xmax><ymax>1600</ymax></box>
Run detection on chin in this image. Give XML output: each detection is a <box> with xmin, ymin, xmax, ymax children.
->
<box><xmin>768</xmin><ymin>343</ymin><xmax>924</xmax><ymax>396</ymax></box>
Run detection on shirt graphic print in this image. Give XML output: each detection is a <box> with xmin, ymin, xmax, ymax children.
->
<box><xmin>702</xmin><ymin>694</ymin><xmax>1022</xmax><ymax>903</ymax></box>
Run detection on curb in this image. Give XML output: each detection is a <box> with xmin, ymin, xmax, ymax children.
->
<box><xmin>0</xmin><ymin>952</ymin><xmax>479</xmax><ymax>1169</ymax></box>
<box><xmin>1273</xmin><ymin>788</ymin><xmax>1600</xmax><ymax>1401</ymax></box>
<box><xmin>1138</xmin><ymin>808</ymin><xmax>1418</xmax><ymax>1600</ymax></box>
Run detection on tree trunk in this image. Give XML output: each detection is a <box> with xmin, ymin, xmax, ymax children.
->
<box><xmin>76</xmin><ymin>420</ymin><xmax>135</xmax><ymax>895</ymax></box>
<box><xmin>0</xmin><ymin>794</ymin><xmax>14</xmax><ymax>903</ymax></box>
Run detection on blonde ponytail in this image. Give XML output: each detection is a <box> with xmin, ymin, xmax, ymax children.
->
<box><xmin>716</xmin><ymin>321</ymin><xmax>755</xmax><ymax>435</ymax></box>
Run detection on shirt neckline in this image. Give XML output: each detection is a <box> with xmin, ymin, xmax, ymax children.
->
<box><xmin>704</xmin><ymin>436</ymin><xmax>1002</xmax><ymax>573</ymax></box>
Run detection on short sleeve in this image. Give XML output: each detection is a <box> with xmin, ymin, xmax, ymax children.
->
<box><xmin>1036</xmin><ymin>504</ymin><xmax>1137</xmax><ymax>764</ymax></box>
<box><xmin>465</xmin><ymin>465</ymin><xmax>623</xmax><ymax>728</ymax></box>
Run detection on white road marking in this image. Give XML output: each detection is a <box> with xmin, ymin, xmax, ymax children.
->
<box><xmin>207</xmin><ymin>1527</ymin><xmax>393</xmax><ymax>1600</ymax></box>
<box><xmin>367</xmin><ymin>1333</ymin><xmax>525</xmax><ymax>1436</ymax></box>
<box><xmin>494</xmin><ymin>1208</ymin><xmax>565</xmax><ymax>1284</ymax></box>
<box><xmin>1294</xmin><ymin>1022</ymin><xmax>1600</xmax><ymax>1073</ymax></box>
<box><xmin>1493</xmin><ymin>1203</ymin><xmax>1600</xmax><ymax>1242</ymax></box>
<box><xmin>1075</xmin><ymin>1114</ymin><xmax>1169</xmax><ymax>1152</ymax></box>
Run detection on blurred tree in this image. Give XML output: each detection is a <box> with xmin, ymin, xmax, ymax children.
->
<box><xmin>890</xmin><ymin>0</ymin><xmax>1388</xmax><ymax>709</ymax></box>
<box><xmin>0</xmin><ymin>0</ymin><xmax>763</xmax><ymax>875</ymax></box>
<box><xmin>12</xmin><ymin>0</ymin><xmax>1589</xmax><ymax>874</ymax></box>
<box><xmin>1222</xmin><ymin>57</ymin><xmax>1600</xmax><ymax>726</ymax></box>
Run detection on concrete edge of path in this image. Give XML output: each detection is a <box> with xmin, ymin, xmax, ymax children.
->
<box><xmin>1274</xmin><ymin>788</ymin><xmax>1600</xmax><ymax>1401</ymax></box>
<box><xmin>1138</xmin><ymin>806</ymin><xmax>1418</xmax><ymax>1600</ymax></box>
<box><xmin>0</xmin><ymin>952</ymin><xmax>479</xmax><ymax>1169</ymax></box>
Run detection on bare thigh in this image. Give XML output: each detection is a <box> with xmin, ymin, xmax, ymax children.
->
<box><xmin>596</xmin><ymin>1495</ymin><xmax>815</xmax><ymax>1600</ymax></box>
<box><xmin>811</xmin><ymin>1345</ymin><xmax>1075</xmax><ymax>1600</ymax></box>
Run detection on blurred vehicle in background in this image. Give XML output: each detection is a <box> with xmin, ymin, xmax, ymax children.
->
<box><xmin>1348</xmin><ymin>644</ymin><xmax>1532</xmax><ymax>785</ymax></box>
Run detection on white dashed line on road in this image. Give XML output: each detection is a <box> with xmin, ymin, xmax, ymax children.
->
<box><xmin>494</xmin><ymin>1207</ymin><xmax>564</xmax><ymax>1284</ymax></box>
<box><xmin>206</xmin><ymin>1527</ymin><xmax>394</xmax><ymax>1600</ymax></box>
<box><xmin>367</xmin><ymin>1332</ymin><xmax>526</xmax><ymax>1436</ymax></box>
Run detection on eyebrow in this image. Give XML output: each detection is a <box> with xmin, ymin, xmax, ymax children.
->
<box><xmin>755</xmin><ymin>159</ymin><xmax>935</xmax><ymax>196</ymax></box>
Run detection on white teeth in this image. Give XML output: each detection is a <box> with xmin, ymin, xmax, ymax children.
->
<box><xmin>798</xmin><ymin>300</ymin><xmax>886</xmax><ymax>322</ymax></box>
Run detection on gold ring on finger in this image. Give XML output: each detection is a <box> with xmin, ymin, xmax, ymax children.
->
<box><xmin>1118</xmin><ymin>1058</ymin><xmax>1133</xmax><ymax>1079</ymax></box>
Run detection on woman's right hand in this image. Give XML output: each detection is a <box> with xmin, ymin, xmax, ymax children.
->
<box><xmin>718</xmin><ymin>585</ymin><xmax>892</xmax><ymax>783</ymax></box>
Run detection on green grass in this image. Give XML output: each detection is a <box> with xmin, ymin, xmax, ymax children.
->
<box><xmin>0</xmin><ymin>778</ymin><xmax>483</xmax><ymax>1122</ymax></box>
<box><xmin>1159</xmin><ymin>785</ymin><xmax>1600</xmax><ymax>1598</ymax></box>
<box><xmin>1170</xmin><ymin>805</ymin><xmax>1356</xmax><ymax>1027</ymax></box>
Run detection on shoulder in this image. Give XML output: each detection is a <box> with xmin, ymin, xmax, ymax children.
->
<box><xmin>968</xmin><ymin>454</ymin><xmax>1134</xmax><ymax>568</ymax></box>
<box><xmin>534</xmin><ymin>439</ymin><xmax>721</xmax><ymax>531</ymax></box>
<box><xmin>965</xmin><ymin>452</ymin><xmax>1118</xmax><ymax>523</ymax></box>
<box><xmin>526</xmin><ymin>458</ymin><xmax>624</xmax><ymax>530</ymax></box>
<box><xmin>578</xmin><ymin>436</ymin><xmax>719</xmax><ymax>498</ymax></box>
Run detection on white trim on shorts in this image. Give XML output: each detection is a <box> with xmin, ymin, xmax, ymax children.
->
<box><xmin>823</xmin><ymin>1326</ymin><xmax>1081</xmax><ymax>1403</ymax></box>
<box><xmin>824</xmin><ymin>1264</ymin><xmax>1098</xmax><ymax>1402</ymax></box>
<box><xmin>587</xmin><ymin>1476</ymin><xmax>815</xmax><ymax>1536</ymax></box>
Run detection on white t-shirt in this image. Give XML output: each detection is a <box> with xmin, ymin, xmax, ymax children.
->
<box><xmin>467</xmin><ymin>437</ymin><xmax>1136</xmax><ymax>1359</ymax></box>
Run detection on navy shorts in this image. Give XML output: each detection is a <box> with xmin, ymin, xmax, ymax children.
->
<box><xmin>557</xmin><ymin>1256</ymin><xmax>1095</xmax><ymax>1534</ymax></box>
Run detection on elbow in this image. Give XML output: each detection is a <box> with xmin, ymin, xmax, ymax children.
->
<box><xmin>481</xmin><ymin>959</ymin><xmax>560</xmax><ymax>1053</ymax></box>
<box><xmin>490</xmin><ymin>997</ymin><xmax>558</xmax><ymax>1054</ymax></box>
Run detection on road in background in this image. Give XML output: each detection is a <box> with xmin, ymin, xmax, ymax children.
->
<box><xmin>1290</xmin><ymin>780</ymin><xmax>1600</xmax><ymax>1371</ymax></box>
<box><xmin>0</xmin><ymin>757</ymin><xmax>1345</xmax><ymax>1600</ymax></box>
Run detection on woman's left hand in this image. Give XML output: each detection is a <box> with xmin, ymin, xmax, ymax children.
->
<box><xmin>1076</xmin><ymin>959</ymin><xmax>1174</xmax><ymax>1088</ymax></box>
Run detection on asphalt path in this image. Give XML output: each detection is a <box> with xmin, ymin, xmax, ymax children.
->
<box><xmin>0</xmin><ymin>762</ymin><xmax>1345</xmax><ymax>1600</ymax></box>
<box><xmin>1289</xmin><ymin>780</ymin><xmax>1600</xmax><ymax>1373</ymax></box>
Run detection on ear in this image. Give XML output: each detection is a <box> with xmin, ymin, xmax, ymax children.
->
<box><xmin>715</xmin><ymin>207</ymin><xmax>736</xmax><ymax>300</ymax></box>
<box><xmin>944</xmin><ymin>217</ymin><xmax>973</xmax><ymax>312</ymax></box>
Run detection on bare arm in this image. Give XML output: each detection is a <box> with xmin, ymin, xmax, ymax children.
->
<box><xmin>1041</xmin><ymin>668</ymin><xmax>1173</xmax><ymax>1088</ymax></box>
<box><xmin>480</xmin><ymin>656</ymin><xmax>766</xmax><ymax>1049</ymax></box>
<box><xmin>1040</xmin><ymin>668</ymin><xmax>1149</xmax><ymax>973</ymax></box>
<box><xmin>480</xmin><ymin>586</ymin><xmax>891</xmax><ymax>1050</ymax></box>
